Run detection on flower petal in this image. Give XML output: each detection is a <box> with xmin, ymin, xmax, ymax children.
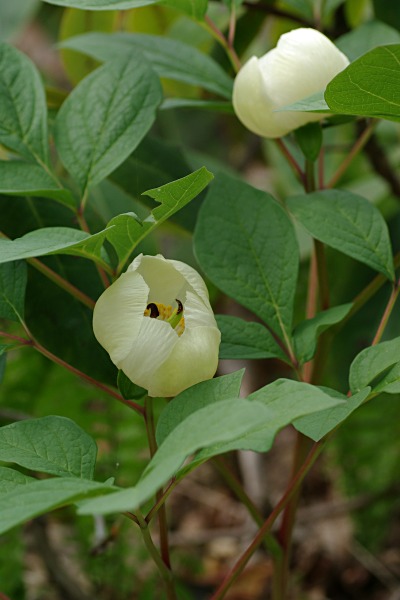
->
<box><xmin>93</xmin><ymin>271</ymin><xmax>149</xmax><ymax>366</ymax></box>
<box><xmin>119</xmin><ymin>317</ymin><xmax>179</xmax><ymax>391</ymax></box>
<box><xmin>148</xmin><ymin>326</ymin><xmax>221</xmax><ymax>397</ymax></box>
<box><xmin>168</xmin><ymin>259</ymin><xmax>212</xmax><ymax>307</ymax></box>
<box><xmin>129</xmin><ymin>254</ymin><xmax>186</xmax><ymax>305</ymax></box>
<box><xmin>184</xmin><ymin>290</ymin><xmax>218</xmax><ymax>328</ymax></box>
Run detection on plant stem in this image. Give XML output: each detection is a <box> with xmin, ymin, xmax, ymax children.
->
<box><xmin>136</xmin><ymin>511</ymin><xmax>177</xmax><ymax>600</ymax></box>
<box><xmin>275</xmin><ymin>138</ymin><xmax>304</xmax><ymax>182</ymax></box>
<box><xmin>371</xmin><ymin>280</ymin><xmax>400</xmax><ymax>346</ymax></box>
<box><xmin>203</xmin><ymin>15</ymin><xmax>241</xmax><ymax>73</ymax></box>
<box><xmin>210</xmin><ymin>441</ymin><xmax>324</xmax><ymax>600</ymax></box>
<box><xmin>327</xmin><ymin>119</ymin><xmax>376</xmax><ymax>189</ymax></box>
<box><xmin>144</xmin><ymin>397</ymin><xmax>173</xmax><ymax>571</ymax></box>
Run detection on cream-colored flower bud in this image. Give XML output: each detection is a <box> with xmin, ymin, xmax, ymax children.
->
<box><xmin>232</xmin><ymin>28</ymin><xmax>349</xmax><ymax>139</ymax></box>
<box><xmin>93</xmin><ymin>254</ymin><xmax>221</xmax><ymax>397</ymax></box>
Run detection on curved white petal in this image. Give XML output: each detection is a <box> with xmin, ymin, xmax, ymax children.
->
<box><xmin>147</xmin><ymin>326</ymin><xmax>221</xmax><ymax>397</ymax></box>
<box><xmin>168</xmin><ymin>259</ymin><xmax>212</xmax><ymax>307</ymax></box>
<box><xmin>233</xmin><ymin>56</ymin><xmax>278</xmax><ymax>138</ymax></box>
<box><xmin>119</xmin><ymin>317</ymin><xmax>179</xmax><ymax>391</ymax></box>
<box><xmin>184</xmin><ymin>290</ymin><xmax>218</xmax><ymax>328</ymax></box>
<box><xmin>233</xmin><ymin>28</ymin><xmax>349</xmax><ymax>138</ymax></box>
<box><xmin>129</xmin><ymin>254</ymin><xmax>186</xmax><ymax>305</ymax></box>
<box><xmin>93</xmin><ymin>271</ymin><xmax>149</xmax><ymax>366</ymax></box>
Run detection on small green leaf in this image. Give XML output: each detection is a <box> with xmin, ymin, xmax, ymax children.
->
<box><xmin>293</xmin><ymin>303</ymin><xmax>353</xmax><ymax>364</ymax></box>
<box><xmin>349</xmin><ymin>337</ymin><xmax>400</xmax><ymax>395</ymax></box>
<box><xmin>0</xmin><ymin>261</ymin><xmax>27</xmax><ymax>323</ymax></box>
<box><xmin>0</xmin><ymin>477</ymin><xmax>115</xmax><ymax>535</ymax></box>
<box><xmin>294</xmin><ymin>387</ymin><xmax>371</xmax><ymax>441</ymax></box>
<box><xmin>217</xmin><ymin>315</ymin><xmax>289</xmax><ymax>362</ymax></box>
<box><xmin>0</xmin><ymin>467</ymin><xmax>34</xmax><ymax>495</ymax></box>
<box><xmin>0</xmin><ymin>416</ymin><xmax>97</xmax><ymax>479</ymax></box>
<box><xmin>156</xmin><ymin>370</ymin><xmax>245</xmax><ymax>445</ymax></box>
<box><xmin>0</xmin><ymin>161</ymin><xmax>75</xmax><ymax>208</ymax></box>
<box><xmin>43</xmin><ymin>0</ymin><xmax>158</xmax><ymax>8</ymax></box>
<box><xmin>161</xmin><ymin>0</ymin><xmax>208</xmax><ymax>19</ymax></box>
<box><xmin>336</xmin><ymin>20</ymin><xmax>400</xmax><ymax>62</ymax></box>
<box><xmin>107</xmin><ymin>167</ymin><xmax>213</xmax><ymax>268</ymax></box>
<box><xmin>60</xmin><ymin>32</ymin><xmax>234</xmax><ymax>99</ymax></box>
<box><xmin>194</xmin><ymin>174</ymin><xmax>299</xmax><ymax>345</ymax></box>
<box><xmin>161</xmin><ymin>98</ymin><xmax>234</xmax><ymax>113</ymax></box>
<box><xmin>277</xmin><ymin>91</ymin><xmax>329</xmax><ymax>113</ymax></box>
<box><xmin>295</xmin><ymin>123</ymin><xmax>323</xmax><ymax>162</ymax></box>
<box><xmin>117</xmin><ymin>370</ymin><xmax>147</xmax><ymax>400</ymax></box>
<box><xmin>325</xmin><ymin>45</ymin><xmax>400</xmax><ymax>121</ymax></box>
<box><xmin>0</xmin><ymin>227</ymin><xmax>111</xmax><ymax>268</ymax></box>
<box><xmin>54</xmin><ymin>52</ymin><xmax>162</xmax><ymax>193</ymax></box>
<box><xmin>287</xmin><ymin>190</ymin><xmax>395</xmax><ymax>281</ymax></box>
<box><xmin>0</xmin><ymin>43</ymin><xmax>48</xmax><ymax>165</ymax></box>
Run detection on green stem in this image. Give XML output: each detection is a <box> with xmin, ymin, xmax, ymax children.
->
<box><xmin>327</xmin><ymin>119</ymin><xmax>377</xmax><ymax>189</ymax></box>
<box><xmin>144</xmin><ymin>397</ymin><xmax>173</xmax><ymax>571</ymax></box>
<box><xmin>202</xmin><ymin>16</ymin><xmax>241</xmax><ymax>73</ymax></box>
<box><xmin>210</xmin><ymin>441</ymin><xmax>325</xmax><ymax>600</ymax></box>
<box><xmin>371</xmin><ymin>280</ymin><xmax>400</xmax><ymax>346</ymax></box>
<box><xmin>135</xmin><ymin>511</ymin><xmax>177</xmax><ymax>600</ymax></box>
<box><xmin>275</xmin><ymin>138</ymin><xmax>304</xmax><ymax>182</ymax></box>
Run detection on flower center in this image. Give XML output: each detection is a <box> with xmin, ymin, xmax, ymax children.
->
<box><xmin>144</xmin><ymin>299</ymin><xmax>185</xmax><ymax>336</ymax></box>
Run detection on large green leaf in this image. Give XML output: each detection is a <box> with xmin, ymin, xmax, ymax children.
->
<box><xmin>0</xmin><ymin>261</ymin><xmax>27</xmax><ymax>323</ymax></box>
<box><xmin>0</xmin><ymin>467</ymin><xmax>34</xmax><ymax>495</ymax></box>
<box><xmin>287</xmin><ymin>190</ymin><xmax>395</xmax><ymax>281</ymax></box>
<box><xmin>0</xmin><ymin>416</ymin><xmax>97</xmax><ymax>479</ymax></box>
<box><xmin>294</xmin><ymin>387</ymin><xmax>371</xmax><ymax>441</ymax></box>
<box><xmin>107</xmin><ymin>167</ymin><xmax>213</xmax><ymax>270</ymax></box>
<box><xmin>156</xmin><ymin>370</ymin><xmax>245</xmax><ymax>445</ymax></box>
<box><xmin>293</xmin><ymin>303</ymin><xmax>353</xmax><ymax>364</ymax></box>
<box><xmin>0</xmin><ymin>227</ymin><xmax>110</xmax><ymax>269</ymax></box>
<box><xmin>0</xmin><ymin>477</ymin><xmax>114</xmax><ymax>535</ymax></box>
<box><xmin>217</xmin><ymin>315</ymin><xmax>289</xmax><ymax>362</ymax></box>
<box><xmin>44</xmin><ymin>0</ymin><xmax>208</xmax><ymax>16</ymax></box>
<box><xmin>194</xmin><ymin>174</ymin><xmax>299</xmax><ymax>348</ymax></box>
<box><xmin>325</xmin><ymin>45</ymin><xmax>400</xmax><ymax>121</ymax></box>
<box><xmin>60</xmin><ymin>32</ymin><xmax>234</xmax><ymax>99</ymax></box>
<box><xmin>54</xmin><ymin>52</ymin><xmax>162</xmax><ymax>194</ymax></box>
<box><xmin>336</xmin><ymin>20</ymin><xmax>400</xmax><ymax>62</ymax></box>
<box><xmin>0</xmin><ymin>161</ymin><xmax>75</xmax><ymax>208</ymax></box>
<box><xmin>349</xmin><ymin>337</ymin><xmax>400</xmax><ymax>395</ymax></box>
<box><xmin>0</xmin><ymin>43</ymin><xmax>48</xmax><ymax>165</ymax></box>
<box><xmin>78</xmin><ymin>382</ymin><xmax>343</xmax><ymax>515</ymax></box>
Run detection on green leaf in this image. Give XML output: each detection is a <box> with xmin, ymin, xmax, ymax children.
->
<box><xmin>349</xmin><ymin>337</ymin><xmax>400</xmax><ymax>395</ymax></box>
<box><xmin>78</xmin><ymin>398</ymin><xmax>275</xmax><ymax>515</ymax></box>
<box><xmin>161</xmin><ymin>0</ymin><xmax>208</xmax><ymax>19</ymax></box>
<box><xmin>325</xmin><ymin>45</ymin><xmax>400</xmax><ymax>121</ymax></box>
<box><xmin>161</xmin><ymin>98</ymin><xmax>234</xmax><ymax>113</ymax></box>
<box><xmin>156</xmin><ymin>370</ymin><xmax>245</xmax><ymax>445</ymax></box>
<box><xmin>336</xmin><ymin>20</ymin><xmax>400</xmax><ymax>62</ymax></box>
<box><xmin>287</xmin><ymin>190</ymin><xmax>395</xmax><ymax>281</ymax></box>
<box><xmin>0</xmin><ymin>477</ymin><xmax>114</xmax><ymax>535</ymax></box>
<box><xmin>0</xmin><ymin>345</ymin><xmax>7</xmax><ymax>384</ymax></box>
<box><xmin>0</xmin><ymin>43</ymin><xmax>49</xmax><ymax>165</ymax></box>
<box><xmin>117</xmin><ymin>370</ymin><xmax>147</xmax><ymax>400</ymax></box>
<box><xmin>0</xmin><ymin>0</ymin><xmax>40</xmax><ymax>41</ymax></box>
<box><xmin>0</xmin><ymin>261</ymin><xmax>27</xmax><ymax>323</ymax></box>
<box><xmin>194</xmin><ymin>174</ymin><xmax>299</xmax><ymax>346</ymax></box>
<box><xmin>107</xmin><ymin>167</ymin><xmax>213</xmax><ymax>268</ymax></box>
<box><xmin>60</xmin><ymin>32</ymin><xmax>234</xmax><ymax>99</ymax></box>
<box><xmin>0</xmin><ymin>416</ymin><xmax>97</xmax><ymax>479</ymax></box>
<box><xmin>0</xmin><ymin>467</ymin><xmax>34</xmax><ymax>495</ymax></box>
<box><xmin>0</xmin><ymin>227</ymin><xmax>110</xmax><ymax>269</ymax></box>
<box><xmin>373</xmin><ymin>0</ymin><xmax>400</xmax><ymax>34</ymax></box>
<box><xmin>217</xmin><ymin>315</ymin><xmax>289</xmax><ymax>362</ymax></box>
<box><xmin>195</xmin><ymin>379</ymin><xmax>345</xmax><ymax>457</ymax></box>
<box><xmin>78</xmin><ymin>382</ymin><xmax>343</xmax><ymax>516</ymax></box>
<box><xmin>54</xmin><ymin>52</ymin><xmax>162</xmax><ymax>193</ymax></box>
<box><xmin>277</xmin><ymin>91</ymin><xmax>329</xmax><ymax>113</ymax></box>
<box><xmin>0</xmin><ymin>161</ymin><xmax>75</xmax><ymax>208</ymax></box>
<box><xmin>294</xmin><ymin>387</ymin><xmax>371</xmax><ymax>441</ymax></box>
<box><xmin>293</xmin><ymin>303</ymin><xmax>353</xmax><ymax>364</ymax></box>
<box><xmin>295</xmin><ymin>123</ymin><xmax>323</xmax><ymax>162</ymax></box>
<box><xmin>43</xmin><ymin>0</ymin><xmax>158</xmax><ymax>8</ymax></box>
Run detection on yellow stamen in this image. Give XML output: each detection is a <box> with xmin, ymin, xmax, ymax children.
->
<box><xmin>144</xmin><ymin>300</ymin><xmax>185</xmax><ymax>335</ymax></box>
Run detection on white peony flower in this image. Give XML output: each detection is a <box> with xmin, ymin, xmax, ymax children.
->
<box><xmin>93</xmin><ymin>254</ymin><xmax>221</xmax><ymax>397</ymax></box>
<box><xmin>232</xmin><ymin>28</ymin><xmax>349</xmax><ymax>139</ymax></box>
